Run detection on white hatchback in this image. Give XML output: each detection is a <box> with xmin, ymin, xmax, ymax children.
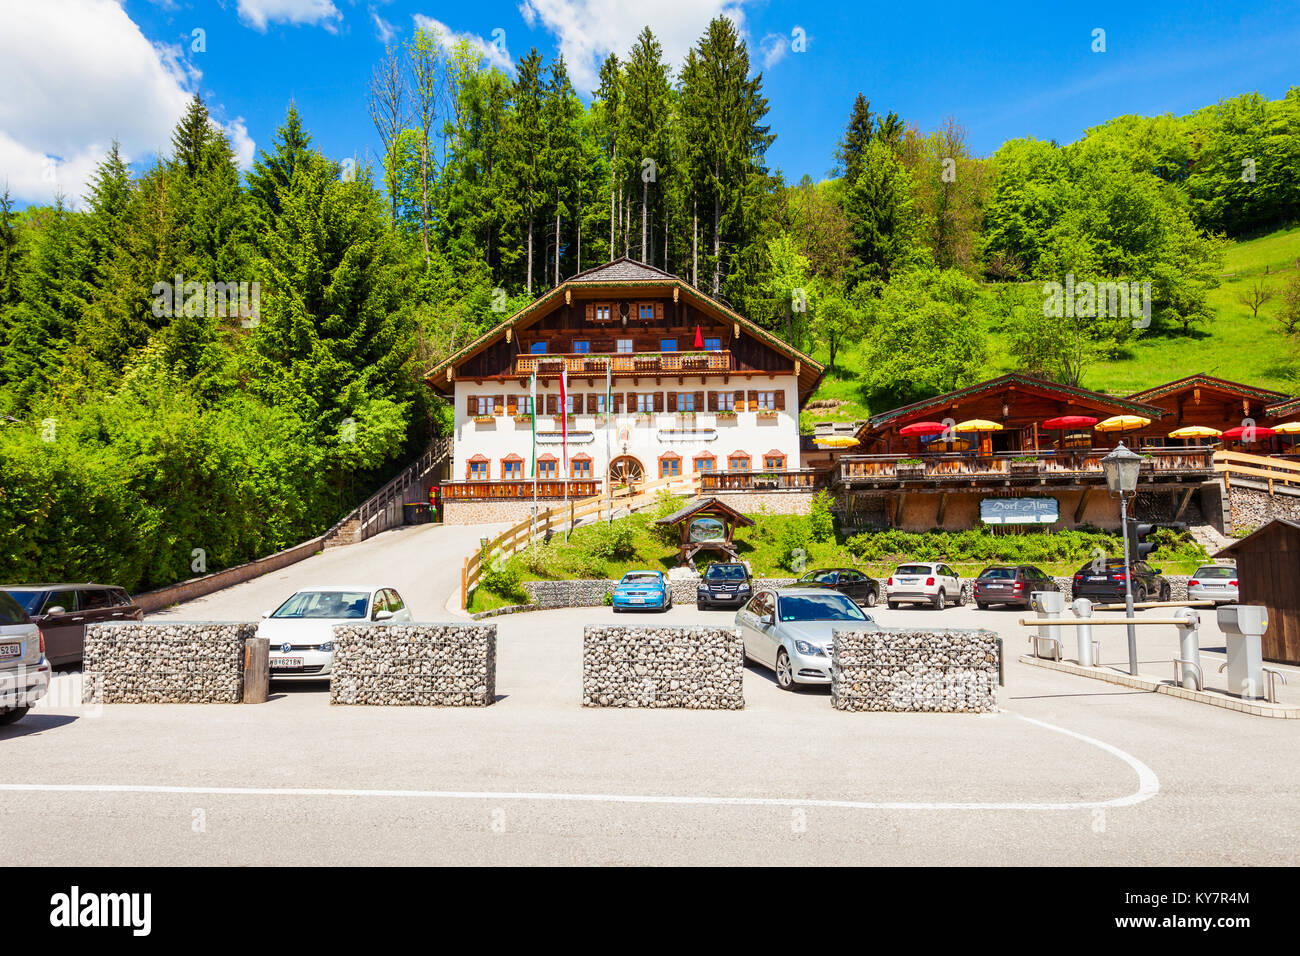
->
<box><xmin>258</xmin><ymin>586</ymin><xmax>413</xmax><ymax>682</ymax></box>
<box><xmin>884</xmin><ymin>562</ymin><xmax>965</xmax><ymax>610</ymax></box>
<box><xmin>0</xmin><ymin>590</ymin><xmax>50</xmax><ymax>725</ymax></box>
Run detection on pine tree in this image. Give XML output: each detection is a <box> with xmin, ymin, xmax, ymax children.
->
<box><xmin>621</xmin><ymin>28</ymin><xmax>673</xmax><ymax>266</ymax></box>
<box><xmin>836</xmin><ymin>94</ymin><xmax>875</xmax><ymax>183</ymax></box>
<box><xmin>247</xmin><ymin>104</ymin><xmax>313</xmax><ymax>219</ymax></box>
<box><xmin>506</xmin><ymin>49</ymin><xmax>547</xmax><ymax>293</ymax></box>
<box><xmin>0</xmin><ymin>189</ymin><xmax>21</xmax><ymax>310</ymax></box>
<box><xmin>542</xmin><ymin>56</ymin><xmax>582</xmax><ymax>284</ymax></box>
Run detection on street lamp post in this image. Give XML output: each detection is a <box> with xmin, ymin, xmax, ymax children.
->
<box><xmin>1101</xmin><ymin>442</ymin><xmax>1143</xmax><ymax>675</ymax></box>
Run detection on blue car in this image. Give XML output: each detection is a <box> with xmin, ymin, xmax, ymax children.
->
<box><xmin>611</xmin><ymin>571</ymin><xmax>672</xmax><ymax>612</ymax></box>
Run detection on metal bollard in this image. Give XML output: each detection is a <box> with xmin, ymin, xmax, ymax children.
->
<box><xmin>1072</xmin><ymin>598</ymin><xmax>1095</xmax><ymax>667</ymax></box>
<box><xmin>1173</xmin><ymin>607</ymin><xmax>1203</xmax><ymax>691</ymax></box>
<box><xmin>1031</xmin><ymin>591</ymin><xmax>1065</xmax><ymax>660</ymax></box>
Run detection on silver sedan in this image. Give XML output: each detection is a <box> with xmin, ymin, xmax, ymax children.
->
<box><xmin>735</xmin><ymin>587</ymin><xmax>877</xmax><ymax>690</ymax></box>
<box><xmin>1187</xmin><ymin>565</ymin><xmax>1239</xmax><ymax>605</ymax></box>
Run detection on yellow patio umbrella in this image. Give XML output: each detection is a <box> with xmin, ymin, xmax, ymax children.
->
<box><xmin>1168</xmin><ymin>425</ymin><xmax>1222</xmax><ymax>439</ymax></box>
<box><xmin>1272</xmin><ymin>421</ymin><xmax>1300</xmax><ymax>435</ymax></box>
<box><xmin>1095</xmin><ymin>414</ymin><xmax>1151</xmax><ymax>433</ymax></box>
<box><xmin>813</xmin><ymin>436</ymin><xmax>860</xmax><ymax>448</ymax></box>
<box><xmin>952</xmin><ymin>419</ymin><xmax>1003</xmax><ymax>433</ymax></box>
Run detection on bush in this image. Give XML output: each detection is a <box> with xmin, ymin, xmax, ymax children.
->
<box><xmin>808</xmin><ymin>490</ymin><xmax>836</xmax><ymax>543</ymax></box>
<box><xmin>585</xmin><ymin>519</ymin><xmax>637</xmax><ymax>560</ymax></box>
<box><xmin>778</xmin><ymin>520</ymin><xmax>813</xmax><ymax>572</ymax></box>
<box><xmin>478</xmin><ymin>545</ymin><xmax>524</xmax><ymax>599</ymax></box>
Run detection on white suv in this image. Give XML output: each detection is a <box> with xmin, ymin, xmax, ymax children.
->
<box><xmin>885</xmin><ymin>563</ymin><xmax>964</xmax><ymax>610</ymax></box>
<box><xmin>0</xmin><ymin>590</ymin><xmax>50</xmax><ymax>725</ymax></box>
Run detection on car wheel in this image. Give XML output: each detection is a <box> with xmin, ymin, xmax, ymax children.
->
<box><xmin>976</xmin><ymin>601</ymin><xmax>988</xmax><ymax>610</ymax></box>
<box><xmin>0</xmin><ymin>706</ymin><xmax>30</xmax><ymax>726</ymax></box>
<box><xmin>1134</xmin><ymin>585</ymin><xmax>1147</xmax><ymax>605</ymax></box>
<box><xmin>775</xmin><ymin>649</ymin><xmax>795</xmax><ymax>691</ymax></box>
<box><xmin>1159</xmin><ymin>583</ymin><xmax>1170</xmax><ymax>603</ymax></box>
<box><xmin>933</xmin><ymin>590</ymin><xmax>946</xmax><ymax>610</ymax></box>
<box><xmin>696</xmin><ymin>599</ymin><xmax>704</xmax><ymax>610</ymax></box>
<box><xmin>887</xmin><ymin>601</ymin><xmax>899</xmax><ymax>610</ymax></box>
<box><xmin>955</xmin><ymin>587</ymin><xmax>967</xmax><ymax>607</ymax></box>
<box><xmin>864</xmin><ymin>589</ymin><xmax>878</xmax><ymax>608</ymax></box>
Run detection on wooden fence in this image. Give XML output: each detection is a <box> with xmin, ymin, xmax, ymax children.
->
<box><xmin>1215</xmin><ymin>450</ymin><xmax>1300</xmax><ymax>494</ymax></box>
<box><xmin>460</xmin><ymin>472</ymin><xmax>701</xmax><ymax>609</ymax></box>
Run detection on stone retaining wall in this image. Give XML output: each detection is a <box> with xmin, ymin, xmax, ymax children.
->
<box><xmin>82</xmin><ymin>622</ymin><xmax>255</xmax><ymax>703</ymax></box>
<box><xmin>443</xmin><ymin>499</ymin><xmax>563</xmax><ymax>526</ymax></box>
<box><xmin>582</xmin><ymin>625</ymin><xmax>743</xmax><ymax>708</ymax></box>
<box><xmin>134</xmin><ymin>537</ymin><xmax>325</xmax><ymax>612</ymax></box>
<box><xmin>1227</xmin><ymin>484</ymin><xmax>1300</xmax><ymax>535</ymax></box>
<box><xmin>330</xmin><ymin>623</ymin><xmax>496</xmax><ymax>706</ymax></box>
<box><xmin>711</xmin><ymin>491</ymin><xmax>816</xmax><ymax>516</ymax></box>
<box><xmin>832</xmin><ymin>627</ymin><xmax>999</xmax><ymax>713</ymax></box>
<box><xmin>524</xmin><ymin>576</ymin><xmax>799</xmax><ymax>609</ymax></box>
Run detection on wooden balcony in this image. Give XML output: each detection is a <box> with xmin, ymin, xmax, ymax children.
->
<box><xmin>700</xmin><ymin>469</ymin><xmax>827</xmax><ymax>492</ymax></box>
<box><xmin>837</xmin><ymin>448</ymin><xmax>1216</xmax><ymax>489</ymax></box>
<box><xmin>442</xmin><ymin>479</ymin><xmax>601</xmax><ymax>500</ymax></box>
<box><xmin>515</xmin><ymin>350</ymin><xmax>732</xmax><ymax>378</ymax></box>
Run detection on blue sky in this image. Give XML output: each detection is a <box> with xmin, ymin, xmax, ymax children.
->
<box><xmin>2</xmin><ymin>0</ymin><xmax>1298</xmax><ymax>205</ymax></box>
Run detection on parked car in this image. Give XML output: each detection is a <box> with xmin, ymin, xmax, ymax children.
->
<box><xmin>736</xmin><ymin>587</ymin><xmax>876</xmax><ymax>690</ymax></box>
<box><xmin>1071</xmin><ymin>559</ymin><xmax>1171</xmax><ymax>604</ymax></box>
<box><xmin>612</xmin><ymin>571</ymin><xmax>672</xmax><ymax>612</ymax></box>
<box><xmin>884</xmin><ymin>563</ymin><xmax>965</xmax><ymax>610</ymax></box>
<box><xmin>973</xmin><ymin>565</ymin><xmax>1059</xmax><ymax>609</ymax></box>
<box><xmin>793</xmin><ymin>567</ymin><xmax>881</xmax><ymax>607</ymax></box>
<box><xmin>258</xmin><ymin>586</ymin><xmax>413</xmax><ymax>682</ymax></box>
<box><xmin>1187</xmin><ymin>564</ymin><xmax>1239</xmax><ymax>605</ymax></box>
<box><xmin>0</xmin><ymin>589</ymin><xmax>50</xmax><ymax>725</ymax></box>
<box><xmin>1</xmin><ymin>584</ymin><xmax>142</xmax><ymax>666</ymax></box>
<box><xmin>696</xmin><ymin>562</ymin><xmax>751</xmax><ymax>609</ymax></box>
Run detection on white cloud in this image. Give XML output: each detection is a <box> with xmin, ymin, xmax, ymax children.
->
<box><xmin>370</xmin><ymin>4</ymin><xmax>397</xmax><ymax>44</ymax></box>
<box><xmin>0</xmin><ymin>0</ymin><xmax>203</xmax><ymax>205</ymax></box>
<box><xmin>413</xmin><ymin>15</ymin><xmax>515</xmax><ymax>75</ymax></box>
<box><xmin>223</xmin><ymin>117</ymin><xmax>256</xmax><ymax>171</ymax></box>
<box><xmin>235</xmin><ymin>0</ymin><xmax>342</xmax><ymax>33</ymax></box>
<box><xmin>759</xmin><ymin>33</ymin><xmax>787</xmax><ymax>70</ymax></box>
<box><xmin>516</xmin><ymin>0</ymin><xmax>755</xmax><ymax>93</ymax></box>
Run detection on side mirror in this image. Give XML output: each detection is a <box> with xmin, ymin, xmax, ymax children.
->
<box><xmin>759</xmin><ymin>613</ymin><xmax>774</xmax><ymax>627</ymax></box>
<box><xmin>47</xmin><ymin>606</ymin><xmax>66</xmax><ymax>616</ymax></box>
<box><xmin>261</xmin><ymin>610</ymin><xmax>272</xmax><ymax>619</ymax></box>
<box><xmin>1152</xmin><ymin>568</ymin><xmax>1163</xmax><ymax>576</ymax></box>
<box><xmin>374</xmin><ymin>609</ymin><xmax>394</xmax><ymax>621</ymax></box>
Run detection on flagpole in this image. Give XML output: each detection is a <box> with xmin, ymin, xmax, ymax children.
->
<box><xmin>605</xmin><ymin>357</ymin><xmax>612</xmax><ymax>523</ymax></box>
<box><xmin>530</xmin><ymin>371</ymin><xmax>537</xmax><ymax>536</ymax></box>
<box><xmin>560</xmin><ymin>367</ymin><xmax>569</xmax><ymax>538</ymax></box>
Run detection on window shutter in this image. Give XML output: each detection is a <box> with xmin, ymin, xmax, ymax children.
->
<box><xmin>494</xmin><ymin>395</ymin><xmax>504</xmax><ymax>414</ymax></box>
<box><xmin>572</xmin><ymin>393</ymin><xmax>583</xmax><ymax>414</ymax></box>
<box><xmin>546</xmin><ymin>395</ymin><xmax>558</xmax><ymax>415</ymax></box>
<box><xmin>694</xmin><ymin>391</ymin><xmax>705</xmax><ymax>412</ymax></box>
<box><xmin>506</xmin><ymin>395</ymin><xmax>518</xmax><ymax>416</ymax></box>
<box><xmin>466</xmin><ymin>396</ymin><xmax>476</xmax><ymax>415</ymax></box>
<box><xmin>654</xmin><ymin>392</ymin><xmax>664</xmax><ymax>413</ymax></box>
<box><xmin>613</xmin><ymin>392</ymin><xmax>623</xmax><ymax>413</ymax></box>
<box><xmin>775</xmin><ymin>390</ymin><xmax>786</xmax><ymax>411</ymax></box>
<box><xmin>708</xmin><ymin>391</ymin><xmax>719</xmax><ymax>412</ymax></box>
<box><xmin>654</xmin><ymin>302</ymin><xmax>664</xmax><ymax>322</ymax></box>
<box><xmin>667</xmin><ymin>392</ymin><xmax>678</xmax><ymax>412</ymax></box>
<box><xmin>736</xmin><ymin>390</ymin><xmax>746</xmax><ymax>410</ymax></box>
<box><xmin>585</xmin><ymin>303</ymin><xmax>594</xmax><ymax>322</ymax></box>
<box><xmin>627</xmin><ymin>391</ymin><xmax>636</xmax><ymax>411</ymax></box>
<box><xmin>747</xmin><ymin>390</ymin><xmax>756</xmax><ymax>411</ymax></box>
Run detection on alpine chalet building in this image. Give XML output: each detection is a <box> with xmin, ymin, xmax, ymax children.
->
<box><xmin>423</xmin><ymin>258</ymin><xmax>824</xmax><ymax>524</ymax></box>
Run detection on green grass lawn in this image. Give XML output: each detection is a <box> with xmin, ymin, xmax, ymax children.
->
<box><xmin>801</xmin><ymin>226</ymin><xmax>1300</xmax><ymax>431</ymax></box>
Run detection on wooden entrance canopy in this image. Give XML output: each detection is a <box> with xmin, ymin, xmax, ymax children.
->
<box><xmin>655</xmin><ymin>497</ymin><xmax>755</xmax><ymax>567</ymax></box>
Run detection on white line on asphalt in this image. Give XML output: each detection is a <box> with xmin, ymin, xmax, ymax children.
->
<box><xmin>0</xmin><ymin>712</ymin><xmax>1158</xmax><ymax>812</ymax></box>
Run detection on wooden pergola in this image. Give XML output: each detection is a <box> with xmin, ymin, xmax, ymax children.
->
<box><xmin>655</xmin><ymin>497</ymin><xmax>755</xmax><ymax>567</ymax></box>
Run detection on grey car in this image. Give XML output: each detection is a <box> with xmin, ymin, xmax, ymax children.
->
<box><xmin>0</xmin><ymin>589</ymin><xmax>50</xmax><ymax>725</ymax></box>
<box><xmin>735</xmin><ymin>587</ymin><xmax>877</xmax><ymax>690</ymax></box>
<box><xmin>1187</xmin><ymin>565</ymin><xmax>1239</xmax><ymax>605</ymax></box>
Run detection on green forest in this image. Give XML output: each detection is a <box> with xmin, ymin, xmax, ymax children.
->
<box><xmin>2</xmin><ymin>14</ymin><xmax>1299</xmax><ymax>592</ymax></box>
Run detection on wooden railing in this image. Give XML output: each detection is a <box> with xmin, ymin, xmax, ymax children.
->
<box><xmin>515</xmin><ymin>350</ymin><xmax>732</xmax><ymax>377</ymax></box>
<box><xmin>1214</xmin><ymin>450</ymin><xmax>1300</xmax><ymax>494</ymax></box>
<box><xmin>325</xmin><ymin>436</ymin><xmax>452</xmax><ymax>543</ymax></box>
<box><xmin>442</xmin><ymin>479</ymin><xmax>600</xmax><ymax>500</ymax></box>
<box><xmin>700</xmin><ymin>469</ymin><xmax>825</xmax><ymax>492</ymax></box>
<box><xmin>837</xmin><ymin>447</ymin><xmax>1216</xmax><ymax>483</ymax></box>
<box><xmin>460</xmin><ymin>472</ymin><xmax>701</xmax><ymax>608</ymax></box>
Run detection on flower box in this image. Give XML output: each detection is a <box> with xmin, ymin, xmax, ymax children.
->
<box><xmin>473</xmin><ymin>415</ymin><xmax>495</xmax><ymax>425</ymax></box>
<box><xmin>896</xmin><ymin>460</ymin><xmax>924</xmax><ymax>477</ymax></box>
<box><xmin>757</xmin><ymin>410</ymin><xmax>779</xmax><ymax>421</ymax></box>
<box><xmin>513</xmin><ymin>415</ymin><xmax>532</xmax><ymax>425</ymax></box>
<box><xmin>715</xmin><ymin>411</ymin><xmax>738</xmax><ymax>422</ymax></box>
<box><xmin>1010</xmin><ymin>459</ymin><xmax>1042</xmax><ymax>474</ymax></box>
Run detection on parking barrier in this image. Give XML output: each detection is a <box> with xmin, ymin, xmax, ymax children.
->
<box><xmin>1171</xmin><ymin>607</ymin><xmax>1203</xmax><ymax>691</ymax></box>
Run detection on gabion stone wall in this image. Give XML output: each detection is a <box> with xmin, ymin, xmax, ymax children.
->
<box><xmin>83</xmin><ymin>622</ymin><xmax>256</xmax><ymax>704</ymax></box>
<box><xmin>583</xmin><ymin>625</ymin><xmax>743</xmax><ymax>709</ymax></box>
<box><xmin>330</xmin><ymin>623</ymin><xmax>496</xmax><ymax>706</ymax></box>
<box><xmin>831</xmin><ymin>627</ymin><xmax>999</xmax><ymax>713</ymax></box>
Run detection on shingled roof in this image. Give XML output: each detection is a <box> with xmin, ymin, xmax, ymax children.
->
<box><xmin>567</xmin><ymin>257</ymin><xmax>679</xmax><ymax>283</ymax></box>
<box><xmin>1128</xmin><ymin>374</ymin><xmax>1290</xmax><ymax>406</ymax></box>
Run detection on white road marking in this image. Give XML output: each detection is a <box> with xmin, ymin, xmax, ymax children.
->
<box><xmin>0</xmin><ymin>711</ymin><xmax>1158</xmax><ymax>812</ymax></box>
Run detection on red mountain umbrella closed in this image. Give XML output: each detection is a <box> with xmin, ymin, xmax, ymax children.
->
<box><xmin>1222</xmin><ymin>425</ymin><xmax>1276</xmax><ymax>442</ymax></box>
<box><xmin>693</xmin><ymin>324</ymin><xmax>704</xmax><ymax>349</ymax></box>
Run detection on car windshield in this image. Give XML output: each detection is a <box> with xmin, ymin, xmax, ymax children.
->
<box><xmin>706</xmin><ymin>565</ymin><xmax>747</xmax><ymax>580</ymax></box>
<box><xmin>798</xmin><ymin>570</ymin><xmax>837</xmax><ymax>583</ymax></box>
<box><xmin>0</xmin><ymin>591</ymin><xmax>30</xmax><ymax>625</ymax></box>
<box><xmin>4</xmin><ymin>590</ymin><xmax>44</xmax><ymax>615</ymax></box>
<box><xmin>1194</xmin><ymin>567</ymin><xmax>1236</xmax><ymax>579</ymax></box>
<box><xmin>778</xmin><ymin>594</ymin><xmax>867</xmax><ymax>622</ymax></box>
<box><xmin>272</xmin><ymin>590</ymin><xmax>370</xmax><ymax>619</ymax></box>
<box><xmin>621</xmin><ymin>573</ymin><xmax>659</xmax><ymax>585</ymax></box>
<box><xmin>980</xmin><ymin>568</ymin><xmax>1016</xmax><ymax>580</ymax></box>
<box><xmin>896</xmin><ymin>565</ymin><xmax>931</xmax><ymax>575</ymax></box>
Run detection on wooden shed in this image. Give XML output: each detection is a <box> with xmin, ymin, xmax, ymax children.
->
<box><xmin>1215</xmin><ymin>519</ymin><xmax>1300</xmax><ymax>664</ymax></box>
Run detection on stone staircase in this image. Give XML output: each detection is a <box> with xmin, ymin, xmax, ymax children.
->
<box><xmin>325</xmin><ymin>518</ymin><xmax>362</xmax><ymax>548</ymax></box>
<box><xmin>1189</xmin><ymin>522</ymin><xmax>1236</xmax><ymax>557</ymax></box>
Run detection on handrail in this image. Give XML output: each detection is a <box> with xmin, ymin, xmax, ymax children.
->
<box><xmin>324</xmin><ymin>436</ymin><xmax>452</xmax><ymax>544</ymax></box>
<box><xmin>1214</xmin><ymin>450</ymin><xmax>1300</xmax><ymax>492</ymax></box>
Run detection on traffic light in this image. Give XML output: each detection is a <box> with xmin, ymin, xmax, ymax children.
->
<box><xmin>1127</xmin><ymin>518</ymin><xmax>1156</xmax><ymax>563</ymax></box>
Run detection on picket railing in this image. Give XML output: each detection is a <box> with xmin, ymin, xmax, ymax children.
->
<box><xmin>1214</xmin><ymin>450</ymin><xmax>1300</xmax><ymax>494</ymax></box>
<box><xmin>460</xmin><ymin>472</ymin><xmax>700</xmax><ymax>609</ymax></box>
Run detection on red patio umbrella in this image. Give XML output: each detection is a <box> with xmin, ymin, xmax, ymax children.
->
<box><xmin>899</xmin><ymin>421</ymin><xmax>948</xmax><ymax>436</ymax></box>
<box><xmin>1042</xmin><ymin>415</ymin><xmax>1098</xmax><ymax>430</ymax></box>
<box><xmin>1222</xmin><ymin>426</ymin><xmax>1276</xmax><ymax>441</ymax></box>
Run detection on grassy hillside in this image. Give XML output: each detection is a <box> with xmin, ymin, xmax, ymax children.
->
<box><xmin>801</xmin><ymin>227</ymin><xmax>1300</xmax><ymax>432</ymax></box>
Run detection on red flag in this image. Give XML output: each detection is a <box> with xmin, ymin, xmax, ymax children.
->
<box><xmin>559</xmin><ymin>368</ymin><xmax>568</xmax><ymax>479</ymax></box>
<box><xmin>693</xmin><ymin>324</ymin><xmax>704</xmax><ymax>349</ymax></box>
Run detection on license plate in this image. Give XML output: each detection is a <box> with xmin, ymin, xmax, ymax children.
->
<box><xmin>901</xmin><ymin>578</ymin><xmax>918</xmax><ymax>584</ymax></box>
<box><xmin>987</xmin><ymin>584</ymin><xmax>1007</xmax><ymax>589</ymax></box>
<box><xmin>0</xmin><ymin>642</ymin><xmax>20</xmax><ymax>659</ymax></box>
<box><xmin>629</xmin><ymin>597</ymin><xmax>645</xmax><ymax>604</ymax></box>
<box><xmin>1089</xmin><ymin>575</ymin><xmax>1107</xmax><ymax>581</ymax></box>
<box><xmin>271</xmin><ymin>656</ymin><xmax>304</xmax><ymax>669</ymax></box>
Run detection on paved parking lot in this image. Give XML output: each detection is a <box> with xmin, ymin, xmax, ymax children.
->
<box><xmin>4</xmin><ymin>597</ymin><xmax>1298</xmax><ymax>866</ymax></box>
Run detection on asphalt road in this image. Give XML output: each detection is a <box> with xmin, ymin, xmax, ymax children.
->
<box><xmin>5</xmin><ymin>581</ymin><xmax>1299</xmax><ymax>866</ymax></box>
